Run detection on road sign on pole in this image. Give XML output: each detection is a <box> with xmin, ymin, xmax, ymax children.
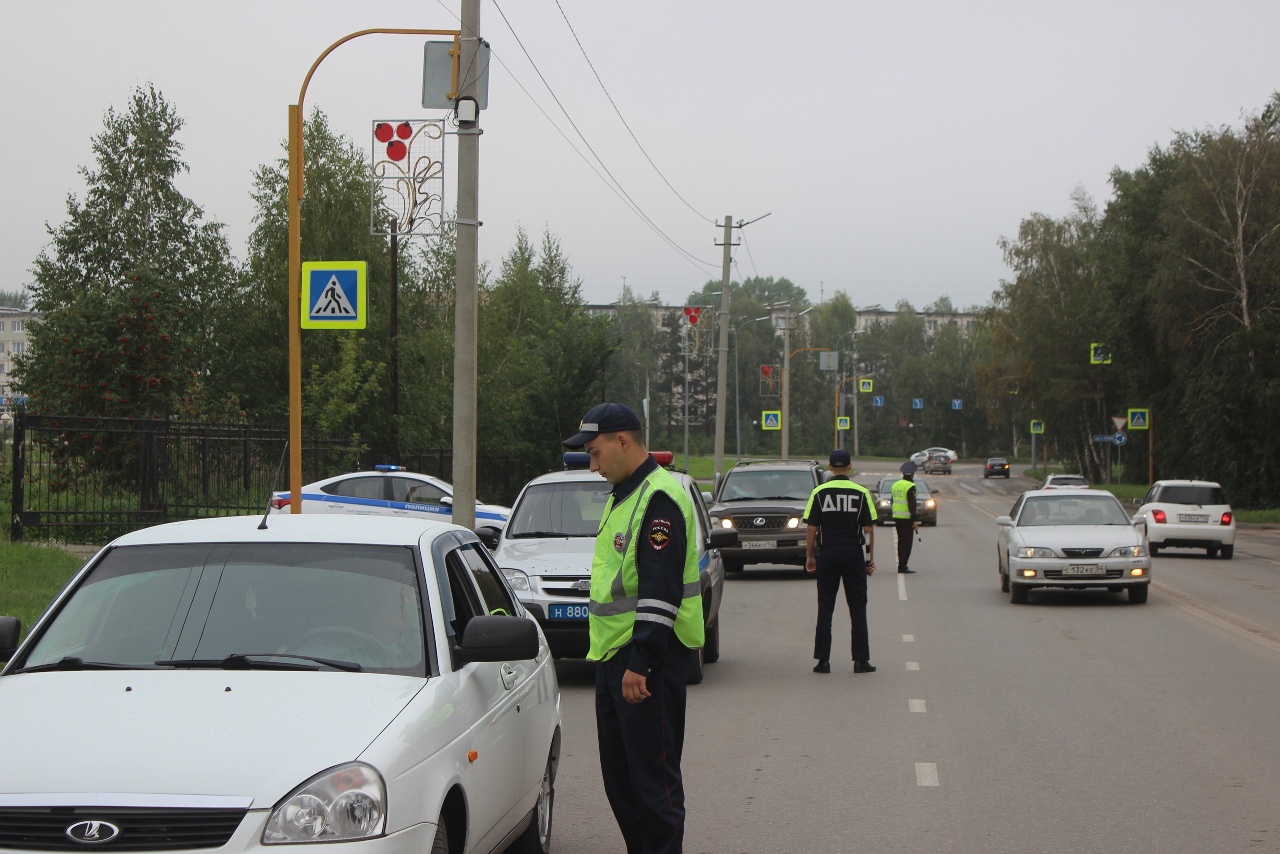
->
<box><xmin>859</xmin><ymin>379</ymin><xmax>874</xmax><ymax>393</ymax></box>
<box><xmin>302</xmin><ymin>262</ymin><xmax>367</xmax><ymax>329</ymax></box>
<box><xmin>951</xmin><ymin>399</ymin><xmax>963</xmax><ymax>410</ymax></box>
<box><xmin>836</xmin><ymin>416</ymin><xmax>850</xmax><ymax>431</ymax></box>
<box><xmin>1030</xmin><ymin>420</ymin><xmax>1045</xmax><ymax>434</ymax></box>
<box><xmin>762</xmin><ymin>411</ymin><xmax>781</xmax><ymax>430</ymax></box>
<box><xmin>873</xmin><ymin>395</ymin><xmax>884</xmax><ymax>408</ymax></box>
<box><xmin>1113</xmin><ymin>432</ymin><xmax>1127</xmax><ymax>446</ymax></box>
<box><xmin>912</xmin><ymin>398</ymin><xmax>924</xmax><ymax>409</ymax></box>
<box><xmin>1127</xmin><ymin>408</ymin><xmax>1149</xmax><ymax>429</ymax></box>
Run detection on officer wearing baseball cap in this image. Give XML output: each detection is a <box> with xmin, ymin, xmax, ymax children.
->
<box><xmin>564</xmin><ymin>402</ymin><xmax>701</xmax><ymax>854</ymax></box>
<box><xmin>803</xmin><ymin>448</ymin><xmax>878</xmax><ymax>675</ymax></box>
<box><xmin>892</xmin><ymin>460</ymin><xmax>922</xmax><ymax>574</ymax></box>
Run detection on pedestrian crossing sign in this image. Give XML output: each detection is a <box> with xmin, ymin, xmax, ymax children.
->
<box><xmin>836</xmin><ymin>416</ymin><xmax>850</xmax><ymax>431</ymax></box>
<box><xmin>302</xmin><ymin>261</ymin><xmax>367</xmax><ymax>329</ymax></box>
<box><xmin>859</xmin><ymin>379</ymin><xmax>873</xmax><ymax>393</ymax></box>
<box><xmin>1127</xmin><ymin>408</ymin><xmax>1149</xmax><ymax>430</ymax></box>
<box><xmin>762</xmin><ymin>410</ymin><xmax>781</xmax><ymax>430</ymax></box>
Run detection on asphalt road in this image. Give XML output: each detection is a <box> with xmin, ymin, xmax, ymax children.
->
<box><xmin>548</xmin><ymin>466</ymin><xmax>1280</xmax><ymax>853</ymax></box>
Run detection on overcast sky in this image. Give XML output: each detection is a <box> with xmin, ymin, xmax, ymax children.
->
<box><xmin>3</xmin><ymin>1</ymin><xmax>1278</xmax><ymax>311</ymax></box>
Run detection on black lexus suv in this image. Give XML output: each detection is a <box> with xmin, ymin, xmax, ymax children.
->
<box><xmin>706</xmin><ymin>459</ymin><xmax>825</xmax><ymax>572</ymax></box>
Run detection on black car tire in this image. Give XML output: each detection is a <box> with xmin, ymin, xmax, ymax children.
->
<box><xmin>1010</xmin><ymin>584</ymin><xmax>1029</xmax><ymax>604</ymax></box>
<box><xmin>703</xmin><ymin>618</ymin><xmax>720</xmax><ymax>664</ymax></box>
<box><xmin>510</xmin><ymin>750</ymin><xmax>556</xmax><ymax>854</ymax></box>
<box><xmin>1003</xmin><ymin>473</ymin><xmax>1010</xmax><ymax>478</ymax></box>
<box><xmin>1206</xmin><ymin>545</ymin><xmax>1220</xmax><ymax>558</ymax></box>
<box><xmin>1222</xmin><ymin>544</ymin><xmax>1234</xmax><ymax>559</ymax></box>
<box><xmin>686</xmin><ymin>644</ymin><xmax>705</xmax><ymax>684</ymax></box>
<box><xmin>999</xmin><ymin>557</ymin><xmax>1009</xmax><ymax>592</ymax></box>
<box><xmin>430</xmin><ymin>818</ymin><xmax>449</xmax><ymax>854</ymax></box>
<box><xmin>1150</xmin><ymin>544</ymin><xmax>1161</xmax><ymax>556</ymax></box>
<box><xmin>1128</xmin><ymin>584</ymin><xmax>1149</xmax><ymax>604</ymax></box>
<box><xmin>723</xmin><ymin>558</ymin><xmax>744</xmax><ymax>573</ymax></box>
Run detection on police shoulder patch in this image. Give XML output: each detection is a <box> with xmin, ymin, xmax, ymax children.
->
<box><xmin>648</xmin><ymin>517</ymin><xmax>673</xmax><ymax>550</ymax></box>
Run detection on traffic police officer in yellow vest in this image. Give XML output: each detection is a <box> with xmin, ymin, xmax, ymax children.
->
<box><xmin>804</xmin><ymin>448</ymin><xmax>878</xmax><ymax>674</ymax></box>
<box><xmin>563</xmin><ymin>402</ymin><xmax>702</xmax><ymax>854</ymax></box>
<box><xmin>892</xmin><ymin>460</ymin><xmax>922</xmax><ymax>574</ymax></box>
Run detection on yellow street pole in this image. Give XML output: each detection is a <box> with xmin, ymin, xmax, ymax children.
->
<box><xmin>286</xmin><ymin>29</ymin><xmax>460</xmax><ymax>512</ymax></box>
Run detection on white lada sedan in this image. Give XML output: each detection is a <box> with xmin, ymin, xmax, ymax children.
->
<box><xmin>996</xmin><ymin>489</ymin><xmax>1152</xmax><ymax>605</ymax></box>
<box><xmin>0</xmin><ymin>514</ymin><xmax>560</xmax><ymax>854</ymax></box>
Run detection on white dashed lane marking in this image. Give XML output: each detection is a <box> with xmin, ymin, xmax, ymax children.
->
<box><xmin>897</xmin><ymin>573</ymin><xmax>908</xmax><ymax>600</ymax></box>
<box><xmin>915</xmin><ymin>763</ymin><xmax>940</xmax><ymax>786</ymax></box>
<box><xmin>906</xmin><ymin>661</ymin><xmax>920</xmax><ymax>670</ymax></box>
<box><xmin>903</xmin><ymin>634</ymin><xmax>914</xmax><ymax>642</ymax></box>
<box><xmin>909</xmin><ymin>699</ymin><xmax>926</xmax><ymax>713</ymax></box>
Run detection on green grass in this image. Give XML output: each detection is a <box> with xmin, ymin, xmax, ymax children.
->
<box><xmin>0</xmin><ymin>542</ymin><xmax>85</xmax><ymax>642</ymax></box>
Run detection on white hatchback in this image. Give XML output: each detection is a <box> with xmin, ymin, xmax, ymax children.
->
<box><xmin>268</xmin><ymin>465</ymin><xmax>511</xmax><ymax>530</ymax></box>
<box><xmin>1131</xmin><ymin>479</ymin><xmax>1236</xmax><ymax>558</ymax></box>
<box><xmin>0</xmin><ymin>514</ymin><xmax>561</xmax><ymax>854</ymax></box>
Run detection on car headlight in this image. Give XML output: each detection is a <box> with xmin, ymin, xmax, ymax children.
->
<box><xmin>501</xmin><ymin>567</ymin><xmax>531</xmax><ymax>592</ymax></box>
<box><xmin>924</xmin><ymin>499</ymin><xmax>936</xmax><ymax>508</ymax></box>
<box><xmin>1014</xmin><ymin>547</ymin><xmax>1055</xmax><ymax>558</ymax></box>
<box><xmin>1108</xmin><ymin>545</ymin><xmax>1148</xmax><ymax>558</ymax></box>
<box><xmin>787</xmin><ymin>517</ymin><xmax>801</xmax><ymax>529</ymax></box>
<box><xmin>714</xmin><ymin>516</ymin><xmax>734</xmax><ymax>529</ymax></box>
<box><xmin>264</xmin><ymin>762</ymin><xmax>386</xmax><ymax>844</ymax></box>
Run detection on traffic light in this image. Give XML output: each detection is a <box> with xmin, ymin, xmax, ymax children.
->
<box><xmin>683</xmin><ymin>306</ymin><xmax>702</xmax><ymax>325</ymax></box>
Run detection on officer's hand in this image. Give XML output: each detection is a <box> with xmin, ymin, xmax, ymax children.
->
<box><xmin>866</xmin><ymin>561</ymin><xmax>875</xmax><ymax>576</ymax></box>
<box><xmin>805</xmin><ymin>556</ymin><xmax>817</xmax><ymax>574</ymax></box>
<box><xmin>622</xmin><ymin>669</ymin><xmax>650</xmax><ymax>704</ymax></box>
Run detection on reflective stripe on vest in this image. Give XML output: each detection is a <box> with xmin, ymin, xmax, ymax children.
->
<box><xmin>588</xmin><ymin>467</ymin><xmax>704</xmax><ymax>661</ymax></box>
<box><xmin>892</xmin><ymin>478</ymin><xmax>915</xmax><ymax>519</ymax></box>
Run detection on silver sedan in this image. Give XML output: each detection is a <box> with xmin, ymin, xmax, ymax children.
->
<box><xmin>996</xmin><ymin>489</ymin><xmax>1152</xmax><ymax>604</ymax></box>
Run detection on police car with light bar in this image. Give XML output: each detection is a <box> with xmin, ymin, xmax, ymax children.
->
<box><xmin>268</xmin><ymin>465</ymin><xmax>511</xmax><ymax>530</ymax></box>
<box><xmin>487</xmin><ymin>451</ymin><xmax>736</xmax><ymax>684</ymax></box>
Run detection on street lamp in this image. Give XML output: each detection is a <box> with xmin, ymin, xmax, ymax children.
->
<box><xmin>733</xmin><ymin>316</ymin><xmax>771</xmax><ymax>462</ymax></box>
<box><xmin>833</xmin><ymin>329</ymin><xmax>863</xmax><ymax>456</ymax></box>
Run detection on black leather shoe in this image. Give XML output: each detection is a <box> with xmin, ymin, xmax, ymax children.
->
<box><xmin>813</xmin><ymin>660</ymin><xmax>831</xmax><ymax>674</ymax></box>
<box><xmin>854</xmin><ymin>661</ymin><xmax>877</xmax><ymax>673</ymax></box>
<box><xmin>898</xmin><ymin>568</ymin><xmax>916</xmax><ymax>574</ymax></box>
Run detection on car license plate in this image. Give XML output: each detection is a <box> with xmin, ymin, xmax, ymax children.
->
<box><xmin>1179</xmin><ymin>514</ymin><xmax>1208</xmax><ymax>523</ymax></box>
<box><xmin>742</xmin><ymin>540</ymin><xmax>776</xmax><ymax>550</ymax></box>
<box><xmin>547</xmin><ymin>603</ymin><xmax>589</xmax><ymax>620</ymax></box>
<box><xmin>1063</xmin><ymin>565</ymin><xmax>1103</xmax><ymax>576</ymax></box>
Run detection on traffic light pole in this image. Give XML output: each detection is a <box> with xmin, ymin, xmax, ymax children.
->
<box><xmin>712</xmin><ymin>215</ymin><xmax>733</xmax><ymax>479</ymax></box>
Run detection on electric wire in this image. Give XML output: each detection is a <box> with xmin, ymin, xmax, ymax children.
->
<box><xmin>553</xmin><ymin>0</ymin><xmax>717</xmax><ymax>226</ymax></box>
<box><xmin>740</xmin><ymin>228</ymin><xmax>760</xmax><ymax>278</ymax></box>
<box><xmin>487</xmin><ymin>0</ymin><xmax>718</xmax><ymax>272</ymax></box>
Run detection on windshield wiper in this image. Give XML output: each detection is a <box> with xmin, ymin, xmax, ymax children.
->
<box><xmin>155</xmin><ymin>653</ymin><xmax>362</xmax><ymax>672</ymax></box>
<box><xmin>511</xmin><ymin>531</ymin><xmax>581</xmax><ymax>538</ymax></box>
<box><xmin>15</xmin><ymin>656</ymin><xmax>150</xmax><ymax>674</ymax></box>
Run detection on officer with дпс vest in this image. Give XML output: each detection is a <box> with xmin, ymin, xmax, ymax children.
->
<box><xmin>804</xmin><ymin>448</ymin><xmax>878</xmax><ymax>675</ymax></box>
<box><xmin>563</xmin><ymin>402</ymin><xmax>703</xmax><ymax>854</ymax></box>
<box><xmin>892</xmin><ymin>460</ymin><xmax>922</xmax><ymax>574</ymax></box>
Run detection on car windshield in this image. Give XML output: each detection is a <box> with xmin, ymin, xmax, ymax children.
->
<box><xmin>19</xmin><ymin>543</ymin><xmax>426</xmax><ymax>676</ymax></box>
<box><xmin>1159</xmin><ymin>485</ymin><xmax>1226</xmax><ymax>505</ymax></box>
<box><xmin>507</xmin><ymin>481</ymin><xmax>610</xmax><ymax>537</ymax></box>
<box><xmin>719</xmin><ymin>470</ymin><xmax>814</xmax><ymax>501</ymax></box>
<box><xmin>1018</xmin><ymin>495</ymin><xmax>1129</xmax><ymax>526</ymax></box>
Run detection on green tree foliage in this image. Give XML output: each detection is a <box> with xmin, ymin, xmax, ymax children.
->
<box><xmin>16</xmin><ymin>85</ymin><xmax>240</xmax><ymax>419</ymax></box>
<box><xmin>0</xmin><ymin>291</ymin><xmax>28</xmax><ymax>310</ymax></box>
<box><xmin>478</xmin><ymin>228</ymin><xmax>615</xmax><ymax>465</ymax></box>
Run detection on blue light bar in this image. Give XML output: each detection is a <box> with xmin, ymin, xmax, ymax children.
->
<box><xmin>563</xmin><ymin>452</ymin><xmax>591</xmax><ymax>469</ymax></box>
<box><xmin>374</xmin><ymin>464</ymin><xmax>407</xmax><ymax>472</ymax></box>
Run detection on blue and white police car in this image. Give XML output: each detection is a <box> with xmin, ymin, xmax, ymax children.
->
<box><xmin>490</xmin><ymin>452</ymin><xmax>735</xmax><ymax>684</ymax></box>
<box><xmin>269</xmin><ymin>465</ymin><xmax>511</xmax><ymax>530</ymax></box>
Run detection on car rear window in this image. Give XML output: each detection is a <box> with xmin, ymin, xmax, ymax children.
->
<box><xmin>1159</xmin><ymin>485</ymin><xmax>1226</xmax><ymax>505</ymax></box>
<box><xmin>1050</xmin><ymin>476</ymin><xmax>1088</xmax><ymax>486</ymax></box>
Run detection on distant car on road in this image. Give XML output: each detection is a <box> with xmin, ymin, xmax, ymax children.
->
<box><xmin>1042</xmin><ymin>474</ymin><xmax>1090</xmax><ymax>490</ymax></box>
<box><xmin>922</xmin><ymin>453</ymin><xmax>952</xmax><ymax>475</ymax></box>
<box><xmin>269</xmin><ymin>465</ymin><xmax>511</xmax><ymax>530</ymax></box>
<box><xmin>873</xmin><ymin>475</ymin><xmax>937</xmax><ymax>526</ymax></box>
<box><xmin>490</xmin><ymin>451</ymin><xmax>735</xmax><ymax>684</ymax></box>
<box><xmin>983</xmin><ymin>458</ymin><xmax>1011</xmax><ymax>478</ymax></box>
<box><xmin>912</xmin><ymin>447</ymin><xmax>958</xmax><ymax>466</ymax></box>
<box><xmin>1131</xmin><ymin>479</ymin><xmax>1235</xmax><ymax>558</ymax></box>
<box><xmin>997</xmin><ymin>489</ymin><xmax>1151</xmax><ymax>604</ymax></box>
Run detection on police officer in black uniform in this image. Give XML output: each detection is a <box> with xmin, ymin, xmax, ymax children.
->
<box><xmin>804</xmin><ymin>448</ymin><xmax>878</xmax><ymax>674</ymax></box>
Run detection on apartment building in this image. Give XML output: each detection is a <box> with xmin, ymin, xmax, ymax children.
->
<box><xmin>0</xmin><ymin>306</ymin><xmax>34</xmax><ymax>408</ymax></box>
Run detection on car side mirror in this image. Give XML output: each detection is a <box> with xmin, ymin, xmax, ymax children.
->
<box><xmin>1130</xmin><ymin>498</ymin><xmax>1142</xmax><ymax>506</ymax></box>
<box><xmin>0</xmin><ymin>616</ymin><xmax>21</xmax><ymax>663</ymax></box>
<box><xmin>474</xmin><ymin>525</ymin><xmax>501</xmax><ymax>550</ymax></box>
<box><xmin>996</xmin><ymin>515</ymin><xmax>1014</xmax><ymax>527</ymax></box>
<box><xmin>456</xmin><ymin>614</ymin><xmax>539</xmax><ymax>663</ymax></box>
<box><xmin>702</xmin><ymin>491</ymin><xmax>713</xmax><ymax>504</ymax></box>
<box><xmin>440</xmin><ymin>496</ymin><xmax>453</xmax><ymax>507</ymax></box>
<box><xmin>713</xmin><ymin>471</ymin><xmax>724</xmax><ymax>499</ymax></box>
<box><xmin>708</xmin><ymin>528</ymin><xmax>738</xmax><ymax>550</ymax></box>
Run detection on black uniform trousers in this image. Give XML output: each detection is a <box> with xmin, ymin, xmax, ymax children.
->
<box><xmin>595</xmin><ymin>633</ymin><xmax>692</xmax><ymax>854</ymax></box>
<box><xmin>813</xmin><ymin>543</ymin><xmax>870</xmax><ymax>662</ymax></box>
<box><xmin>894</xmin><ymin>518</ymin><xmax>915</xmax><ymax>571</ymax></box>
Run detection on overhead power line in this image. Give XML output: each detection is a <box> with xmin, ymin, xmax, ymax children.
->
<box><xmin>553</xmin><ymin>0</ymin><xmax>716</xmax><ymax>226</ymax></box>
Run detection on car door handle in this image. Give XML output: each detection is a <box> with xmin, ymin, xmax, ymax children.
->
<box><xmin>500</xmin><ymin>663</ymin><xmax>517</xmax><ymax>690</ymax></box>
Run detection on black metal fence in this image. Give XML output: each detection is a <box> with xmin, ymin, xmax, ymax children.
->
<box><xmin>9</xmin><ymin>413</ymin><xmax>542</xmax><ymax>544</ymax></box>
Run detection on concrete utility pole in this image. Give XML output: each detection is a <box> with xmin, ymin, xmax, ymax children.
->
<box><xmin>781</xmin><ymin>308</ymin><xmax>794</xmax><ymax>460</ymax></box>
<box><xmin>712</xmin><ymin>215</ymin><xmax>733</xmax><ymax>479</ymax></box>
<box><xmin>451</xmin><ymin>0</ymin><xmax>481</xmax><ymax>530</ymax></box>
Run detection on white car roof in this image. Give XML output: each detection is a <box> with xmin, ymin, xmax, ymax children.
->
<box><xmin>521</xmin><ymin>466</ymin><xmax>695</xmax><ymax>488</ymax></box>
<box><xmin>1020</xmin><ymin>488</ymin><xmax>1118</xmax><ymax>501</ymax></box>
<box><xmin>1153</xmin><ymin>479</ymin><xmax>1222</xmax><ymax>488</ymax></box>
<box><xmin>108</xmin><ymin>513</ymin><xmax>466</xmax><ymax>548</ymax></box>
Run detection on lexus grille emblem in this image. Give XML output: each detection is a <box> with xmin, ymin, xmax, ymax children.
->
<box><xmin>66</xmin><ymin>821</ymin><xmax>121</xmax><ymax>845</ymax></box>
<box><xmin>753</xmin><ymin>517</ymin><xmax>767</xmax><ymax>527</ymax></box>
